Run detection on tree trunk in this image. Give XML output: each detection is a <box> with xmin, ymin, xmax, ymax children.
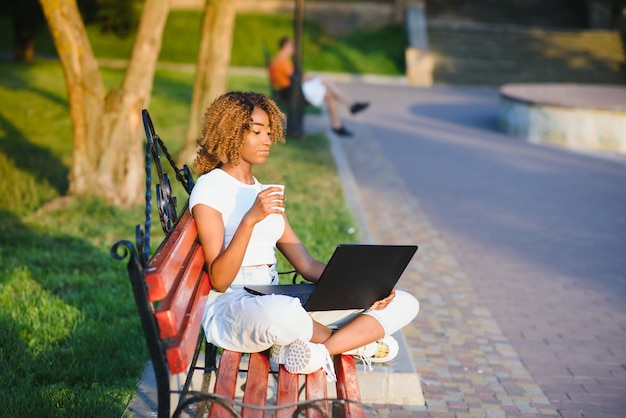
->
<box><xmin>38</xmin><ymin>0</ymin><xmax>107</xmax><ymax>199</ymax></box>
<box><xmin>177</xmin><ymin>0</ymin><xmax>237</xmax><ymax>167</ymax></box>
<box><xmin>96</xmin><ymin>0</ymin><xmax>171</xmax><ymax>205</ymax></box>
<box><xmin>393</xmin><ymin>0</ymin><xmax>408</xmax><ymax>24</ymax></box>
<box><xmin>8</xmin><ymin>1</ymin><xmax>44</xmax><ymax>63</ymax></box>
<box><xmin>13</xmin><ymin>15</ymin><xmax>36</xmax><ymax>62</ymax></box>
<box><xmin>39</xmin><ymin>0</ymin><xmax>170</xmax><ymax>206</ymax></box>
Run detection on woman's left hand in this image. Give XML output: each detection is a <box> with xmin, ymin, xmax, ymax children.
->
<box><xmin>369</xmin><ymin>288</ymin><xmax>395</xmax><ymax>310</ymax></box>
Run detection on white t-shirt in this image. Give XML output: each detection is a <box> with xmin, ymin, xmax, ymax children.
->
<box><xmin>189</xmin><ymin>169</ymin><xmax>285</xmax><ymax>267</ymax></box>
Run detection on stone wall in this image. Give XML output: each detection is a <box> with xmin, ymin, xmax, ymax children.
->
<box><xmin>498</xmin><ymin>84</ymin><xmax>626</xmax><ymax>155</ymax></box>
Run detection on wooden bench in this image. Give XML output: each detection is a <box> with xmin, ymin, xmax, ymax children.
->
<box><xmin>112</xmin><ymin>109</ymin><xmax>366</xmax><ymax>417</ymax></box>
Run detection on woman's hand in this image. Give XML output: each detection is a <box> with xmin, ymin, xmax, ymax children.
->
<box><xmin>369</xmin><ymin>288</ymin><xmax>396</xmax><ymax>310</ymax></box>
<box><xmin>245</xmin><ymin>187</ymin><xmax>285</xmax><ymax>223</ymax></box>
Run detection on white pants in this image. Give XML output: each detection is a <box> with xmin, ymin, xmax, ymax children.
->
<box><xmin>202</xmin><ymin>265</ymin><xmax>419</xmax><ymax>353</ymax></box>
<box><xmin>301</xmin><ymin>77</ymin><xmax>327</xmax><ymax>107</ymax></box>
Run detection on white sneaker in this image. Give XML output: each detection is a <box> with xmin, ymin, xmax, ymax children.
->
<box><xmin>270</xmin><ymin>344</ymin><xmax>286</xmax><ymax>365</ymax></box>
<box><xmin>282</xmin><ymin>339</ymin><xmax>336</xmax><ymax>382</ymax></box>
<box><xmin>344</xmin><ymin>336</ymin><xmax>399</xmax><ymax>370</ymax></box>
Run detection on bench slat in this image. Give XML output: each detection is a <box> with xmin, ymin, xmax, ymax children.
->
<box><xmin>241</xmin><ymin>352</ymin><xmax>270</xmax><ymax>418</ymax></box>
<box><xmin>275</xmin><ymin>366</ymin><xmax>299</xmax><ymax>418</ymax></box>
<box><xmin>163</xmin><ymin>270</ymin><xmax>210</xmax><ymax>374</ymax></box>
<box><xmin>334</xmin><ymin>355</ymin><xmax>365</xmax><ymax>418</ymax></box>
<box><xmin>210</xmin><ymin>350</ymin><xmax>242</xmax><ymax>418</ymax></box>
<box><xmin>305</xmin><ymin>369</ymin><xmax>329</xmax><ymax>418</ymax></box>
<box><xmin>144</xmin><ymin>211</ymin><xmax>198</xmax><ymax>302</ymax></box>
<box><xmin>154</xmin><ymin>244</ymin><xmax>206</xmax><ymax>339</ymax></box>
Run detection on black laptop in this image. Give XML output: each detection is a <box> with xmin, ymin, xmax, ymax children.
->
<box><xmin>244</xmin><ymin>244</ymin><xmax>417</xmax><ymax>311</ymax></box>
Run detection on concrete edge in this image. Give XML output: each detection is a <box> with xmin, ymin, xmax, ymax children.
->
<box><xmin>316</xmin><ymin>111</ymin><xmax>424</xmax><ymax>402</ymax></box>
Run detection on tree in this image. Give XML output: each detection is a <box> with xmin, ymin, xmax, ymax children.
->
<box><xmin>177</xmin><ymin>0</ymin><xmax>237</xmax><ymax>166</ymax></box>
<box><xmin>0</xmin><ymin>1</ymin><xmax>45</xmax><ymax>62</ymax></box>
<box><xmin>393</xmin><ymin>0</ymin><xmax>408</xmax><ymax>24</ymax></box>
<box><xmin>38</xmin><ymin>0</ymin><xmax>170</xmax><ymax>206</ymax></box>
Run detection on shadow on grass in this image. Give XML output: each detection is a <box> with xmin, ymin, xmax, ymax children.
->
<box><xmin>0</xmin><ymin>208</ymin><xmax>146</xmax><ymax>416</ymax></box>
<box><xmin>151</xmin><ymin>70</ymin><xmax>195</xmax><ymax>105</ymax></box>
<box><xmin>0</xmin><ymin>61</ymin><xmax>66</xmax><ymax>106</ymax></box>
<box><xmin>0</xmin><ymin>113</ymin><xmax>69</xmax><ymax>195</ymax></box>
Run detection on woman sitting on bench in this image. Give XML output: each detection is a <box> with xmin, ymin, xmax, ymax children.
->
<box><xmin>189</xmin><ymin>91</ymin><xmax>419</xmax><ymax>381</ymax></box>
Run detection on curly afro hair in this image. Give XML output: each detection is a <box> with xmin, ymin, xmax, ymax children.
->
<box><xmin>194</xmin><ymin>91</ymin><xmax>286</xmax><ymax>174</ymax></box>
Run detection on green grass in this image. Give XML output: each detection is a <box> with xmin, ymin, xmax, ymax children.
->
<box><xmin>0</xmin><ymin>12</ymin><xmax>407</xmax><ymax>75</ymax></box>
<box><xmin>0</xmin><ymin>60</ymin><xmax>358</xmax><ymax>416</ymax></box>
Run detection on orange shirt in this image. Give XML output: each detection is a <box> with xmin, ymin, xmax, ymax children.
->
<box><xmin>269</xmin><ymin>55</ymin><xmax>294</xmax><ymax>89</ymax></box>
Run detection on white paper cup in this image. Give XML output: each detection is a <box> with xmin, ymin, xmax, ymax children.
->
<box><xmin>263</xmin><ymin>184</ymin><xmax>285</xmax><ymax>195</ymax></box>
<box><xmin>263</xmin><ymin>184</ymin><xmax>285</xmax><ymax>211</ymax></box>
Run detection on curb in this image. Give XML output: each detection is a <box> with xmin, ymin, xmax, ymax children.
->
<box><xmin>307</xmin><ymin>112</ymin><xmax>425</xmax><ymax>406</ymax></box>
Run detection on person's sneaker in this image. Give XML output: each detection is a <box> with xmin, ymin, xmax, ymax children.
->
<box><xmin>332</xmin><ymin>126</ymin><xmax>353</xmax><ymax>137</ymax></box>
<box><xmin>368</xmin><ymin>335</ymin><xmax>399</xmax><ymax>363</ymax></box>
<box><xmin>270</xmin><ymin>344</ymin><xmax>286</xmax><ymax>365</ymax></box>
<box><xmin>350</xmin><ymin>102</ymin><xmax>370</xmax><ymax>115</ymax></box>
<box><xmin>282</xmin><ymin>339</ymin><xmax>336</xmax><ymax>382</ymax></box>
<box><xmin>343</xmin><ymin>335</ymin><xmax>399</xmax><ymax>371</ymax></box>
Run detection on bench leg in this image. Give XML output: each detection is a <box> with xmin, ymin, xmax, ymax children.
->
<box><xmin>194</xmin><ymin>338</ymin><xmax>217</xmax><ymax>416</ymax></box>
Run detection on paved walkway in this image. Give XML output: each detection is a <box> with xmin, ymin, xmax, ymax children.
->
<box><xmin>316</xmin><ymin>80</ymin><xmax>626</xmax><ymax>417</ymax></box>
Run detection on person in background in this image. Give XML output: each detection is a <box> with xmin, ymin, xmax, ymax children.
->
<box><xmin>269</xmin><ymin>36</ymin><xmax>370</xmax><ymax>137</ymax></box>
<box><xmin>189</xmin><ymin>91</ymin><xmax>419</xmax><ymax>380</ymax></box>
